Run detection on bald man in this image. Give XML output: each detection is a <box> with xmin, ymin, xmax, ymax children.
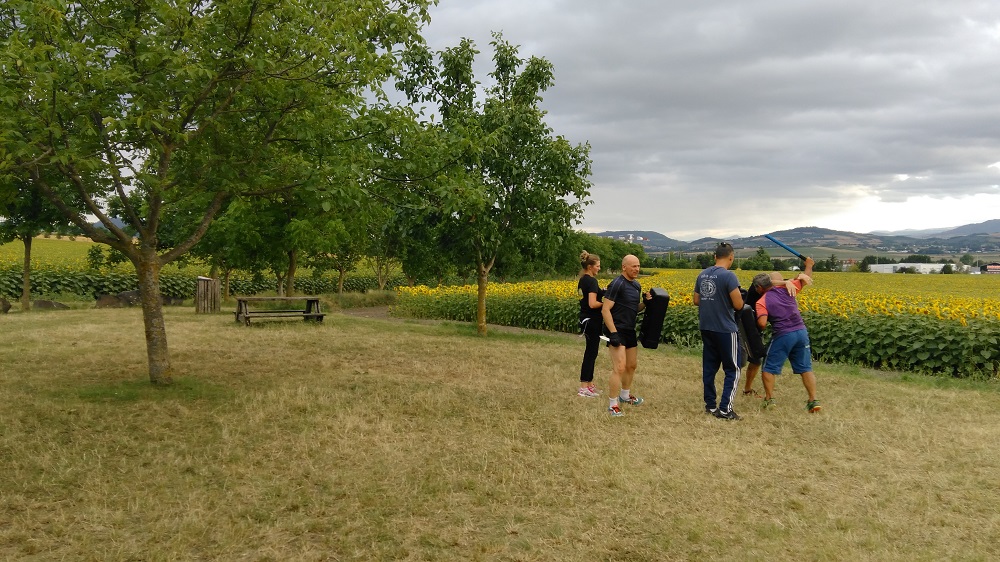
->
<box><xmin>602</xmin><ymin>254</ymin><xmax>651</xmax><ymax>417</ymax></box>
<box><xmin>753</xmin><ymin>256</ymin><xmax>822</xmax><ymax>413</ymax></box>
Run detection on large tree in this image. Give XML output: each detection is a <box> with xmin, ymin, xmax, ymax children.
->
<box><xmin>0</xmin><ymin>174</ymin><xmax>70</xmax><ymax>310</ymax></box>
<box><xmin>399</xmin><ymin>33</ymin><xmax>592</xmax><ymax>334</ymax></box>
<box><xmin>0</xmin><ymin>0</ymin><xmax>432</xmax><ymax>383</ymax></box>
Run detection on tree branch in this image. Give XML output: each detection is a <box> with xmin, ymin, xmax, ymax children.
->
<box><xmin>160</xmin><ymin>191</ymin><xmax>229</xmax><ymax>264</ymax></box>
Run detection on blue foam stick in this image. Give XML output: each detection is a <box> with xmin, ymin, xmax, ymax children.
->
<box><xmin>764</xmin><ymin>234</ymin><xmax>805</xmax><ymax>260</ymax></box>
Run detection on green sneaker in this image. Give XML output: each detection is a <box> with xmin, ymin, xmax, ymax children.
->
<box><xmin>620</xmin><ymin>395</ymin><xmax>644</xmax><ymax>406</ymax></box>
<box><xmin>806</xmin><ymin>399</ymin><xmax>822</xmax><ymax>413</ymax></box>
<box><xmin>762</xmin><ymin>398</ymin><xmax>776</xmax><ymax>410</ymax></box>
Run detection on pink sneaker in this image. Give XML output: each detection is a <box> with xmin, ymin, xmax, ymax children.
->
<box><xmin>577</xmin><ymin>387</ymin><xmax>598</xmax><ymax>397</ymax></box>
<box><xmin>587</xmin><ymin>385</ymin><xmax>601</xmax><ymax>395</ymax></box>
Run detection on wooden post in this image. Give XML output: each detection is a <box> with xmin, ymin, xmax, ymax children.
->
<box><xmin>196</xmin><ymin>276</ymin><xmax>220</xmax><ymax>313</ymax></box>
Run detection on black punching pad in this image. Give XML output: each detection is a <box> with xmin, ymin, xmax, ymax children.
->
<box><xmin>639</xmin><ymin>287</ymin><xmax>670</xmax><ymax>349</ymax></box>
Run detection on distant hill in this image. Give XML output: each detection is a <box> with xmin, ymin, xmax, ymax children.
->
<box><xmin>933</xmin><ymin>219</ymin><xmax>1000</xmax><ymax>238</ymax></box>
<box><xmin>594</xmin><ymin>220</ymin><xmax>1000</xmax><ymax>255</ymax></box>
<box><xmin>594</xmin><ymin>230</ymin><xmax>687</xmax><ymax>251</ymax></box>
<box><xmin>869</xmin><ymin>227</ymin><xmax>955</xmax><ymax>238</ymax></box>
<box><xmin>90</xmin><ymin>217</ymin><xmax>128</xmax><ymax>231</ymax></box>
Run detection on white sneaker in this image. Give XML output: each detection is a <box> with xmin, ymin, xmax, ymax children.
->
<box><xmin>587</xmin><ymin>385</ymin><xmax>601</xmax><ymax>395</ymax></box>
<box><xmin>577</xmin><ymin>387</ymin><xmax>598</xmax><ymax>397</ymax></box>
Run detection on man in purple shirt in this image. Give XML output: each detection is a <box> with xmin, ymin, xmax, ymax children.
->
<box><xmin>753</xmin><ymin>256</ymin><xmax>822</xmax><ymax>413</ymax></box>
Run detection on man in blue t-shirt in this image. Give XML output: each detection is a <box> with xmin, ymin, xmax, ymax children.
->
<box><xmin>694</xmin><ymin>242</ymin><xmax>745</xmax><ymax>420</ymax></box>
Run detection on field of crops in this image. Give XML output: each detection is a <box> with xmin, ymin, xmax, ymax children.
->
<box><xmin>395</xmin><ymin>269</ymin><xmax>1000</xmax><ymax>378</ymax></box>
<box><xmin>0</xmin><ymin>237</ymin><xmax>403</xmax><ymax>300</ymax></box>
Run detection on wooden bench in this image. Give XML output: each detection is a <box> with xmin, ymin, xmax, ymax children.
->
<box><xmin>234</xmin><ymin>296</ymin><xmax>325</xmax><ymax>326</ymax></box>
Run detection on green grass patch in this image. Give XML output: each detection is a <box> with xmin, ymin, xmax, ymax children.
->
<box><xmin>67</xmin><ymin>377</ymin><xmax>232</xmax><ymax>404</ymax></box>
<box><xmin>2</xmin><ymin>307</ymin><xmax>1000</xmax><ymax>560</ymax></box>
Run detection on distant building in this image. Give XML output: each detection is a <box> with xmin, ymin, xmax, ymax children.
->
<box><xmin>869</xmin><ymin>263</ymin><xmax>970</xmax><ymax>274</ymax></box>
<box><xmin>983</xmin><ymin>263</ymin><xmax>1000</xmax><ymax>274</ymax></box>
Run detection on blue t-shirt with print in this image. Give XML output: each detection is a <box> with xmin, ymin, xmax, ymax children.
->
<box><xmin>694</xmin><ymin>265</ymin><xmax>740</xmax><ymax>332</ymax></box>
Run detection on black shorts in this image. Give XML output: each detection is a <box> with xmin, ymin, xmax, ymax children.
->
<box><xmin>606</xmin><ymin>327</ymin><xmax>638</xmax><ymax>349</ymax></box>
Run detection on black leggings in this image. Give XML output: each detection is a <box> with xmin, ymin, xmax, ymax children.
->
<box><xmin>580</xmin><ymin>317</ymin><xmax>603</xmax><ymax>383</ymax></box>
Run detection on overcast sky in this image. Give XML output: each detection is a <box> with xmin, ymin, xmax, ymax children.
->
<box><xmin>417</xmin><ymin>0</ymin><xmax>1000</xmax><ymax>241</ymax></box>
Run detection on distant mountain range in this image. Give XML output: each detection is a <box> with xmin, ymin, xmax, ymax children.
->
<box><xmin>596</xmin><ymin>219</ymin><xmax>1000</xmax><ymax>254</ymax></box>
<box><xmin>871</xmin><ymin>219</ymin><xmax>1000</xmax><ymax>239</ymax></box>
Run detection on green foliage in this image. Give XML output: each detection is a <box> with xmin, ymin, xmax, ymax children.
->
<box><xmin>807</xmin><ymin>312</ymin><xmax>999</xmax><ymax>378</ymax></box>
<box><xmin>813</xmin><ymin>253</ymin><xmax>841</xmax><ymax>272</ymax></box>
<box><xmin>397</xmin><ymin>32</ymin><xmax>592</xmax><ymax>332</ymax></box>
<box><xmin>395</xmin><ymin>290</ymin><xmax>579</xmax><ymax>333</ymax></box>
<box><xmin>0</xmin><ymin>265</ymin><xmax>407</xmax><ymax>300</ymax></box>
<box><xmin>740</xmin><ymin>247</ymin><xmax>773</xmax><ymax>271</ymax></box>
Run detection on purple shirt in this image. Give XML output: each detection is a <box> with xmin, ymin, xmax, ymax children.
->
<box><xmin>756</xmin><ymin>280</ymin><xmax>806</xmax><ymax>337</ymax></box>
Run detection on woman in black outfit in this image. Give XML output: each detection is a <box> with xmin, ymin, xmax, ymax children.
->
<box><xmin>577</xmin><ymin>251</ymin><xmax>604</xmax><ymax>397</ymax></box>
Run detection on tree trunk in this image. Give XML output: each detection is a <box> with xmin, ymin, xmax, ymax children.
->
<box><xmin>476</xmin><ymin>262</ymin><xmax>489</xmax><ymax>336</ymax></box>
<box><xmin>274</xmin><ymin>271</ymin><xmax>286</xmax><ymax>296</ymax></box>
<box><xmin>135</xmin><ymin>256</ymin><xmax>173</xmax><ymax>385</ymax></box>
<box><xmin>223</xmin><ymin>267</ymin><xmax>232</xmax><ymax>300</ymax></box>
<box><xmin>374</xmin><ymin>257</ymin><xmax>387</xmax><ymax>291</ymax></box>
<box><xmin>285</xmin><ymin>249</ymin><xmax>297</xmax><ymax>296</ymax></box>
<box><xmin>20</xmin><ymin>236</ymin><xmax>31</xmax><ymax>311</ymax></box>
<box><xmin>337</xmin><ymin>267</ymin><xmax>347</xmax><ymax>294</ymax></box>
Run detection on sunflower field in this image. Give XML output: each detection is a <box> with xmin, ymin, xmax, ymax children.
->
<box><xmin>395</xmin><ymin>270</ymin><xmax>1000</xmax><ymax>378</ymax></box>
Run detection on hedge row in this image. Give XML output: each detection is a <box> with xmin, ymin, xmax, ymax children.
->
<box><xmin>393</xmin><ymin>291</ymin><xmax>1000</xmax><ymax>378</ymax></box>
<box><xmin>0</xmin><ymin>266</ymin><xmax>408</xmax><ymax>300</ymax></box>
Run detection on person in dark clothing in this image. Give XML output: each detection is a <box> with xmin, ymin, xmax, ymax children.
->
<box><xmin>739</xmin><ymin>283</ymin><xmax>767</xmax><ymax>398</ymax></box>
<box><xmin>577</xmin><ymin>251</ymin><xmax>604</xmax><ymax>397</ymax></box>
<box><xmin>694</xmin><ymin>242</ymin><xmax>745</xmax><ymax>420</ymax></box>
<box><xmin>602</xmin><ymin>254</ymin><xmax>651</xmax><ymax>417</ymax></box>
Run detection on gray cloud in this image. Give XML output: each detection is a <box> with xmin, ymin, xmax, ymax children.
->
<box><xmin>419</xmin><ymin>0</ymin><xmax>1000</xmax><ymax>239</ymax></box>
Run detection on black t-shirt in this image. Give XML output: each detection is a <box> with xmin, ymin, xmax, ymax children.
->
<box><xmin>605</xmin><ymin>275</ymin><xmax>642</xmax><ymax>330</ymax></box>
<box><xmin>578</xmin><ymin>275</ymin><xmax>603</xmax><ymax>321</ymax></box>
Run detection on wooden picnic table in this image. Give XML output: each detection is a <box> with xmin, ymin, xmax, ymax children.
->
<box><xmin>234</xmin><ymin>296</ymin><xmax>325</xmax><ymax>326</ymax></box>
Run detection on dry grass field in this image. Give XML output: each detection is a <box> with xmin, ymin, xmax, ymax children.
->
<box><xmin>2</xmin><ymin>307</ymin><xmax>1000</xmax><ymax>561</ymax></box>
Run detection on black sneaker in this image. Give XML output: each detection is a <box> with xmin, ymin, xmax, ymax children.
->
<box><xmin>705</xmin><ymin>405</ymin><xmax>717</xmax><ymax>415</ymax></box>
<box><xmin>714</xmin><ymin>409</ymin><xmax>741</xmax><ymax>421</ymax></box>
